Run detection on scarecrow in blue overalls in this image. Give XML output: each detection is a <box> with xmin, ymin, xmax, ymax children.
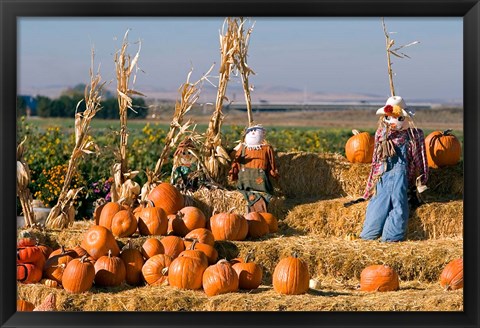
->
<box><xmin>357</xmin><ymin>96</ymin><xmax>429</xmax><ymax>242</ymax></box>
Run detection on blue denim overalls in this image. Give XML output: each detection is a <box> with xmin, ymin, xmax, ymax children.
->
<box><xmin>360</xmin><ymin>136</ymin><xmax>409</xmax><ymax>242</ymax></box>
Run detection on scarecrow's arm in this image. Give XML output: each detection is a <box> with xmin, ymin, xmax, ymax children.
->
<box><xmin>410</xmin><ymin>128</ymin><xmax>429</xmax><ymax>185</ymax></box>
<box><xmin>228</xmin><ymin>145</ymin><xmax>242</xmax><ymax>181</ymax></box>
<box><xmin>362</xmin><ymin>128</ymin><xmax>382</xmax><ymax>199</ymax></box>
<box><xmin>266</xmin><ymin>145</ymin><xmax>279</xmax><ymax>179</ymax></box>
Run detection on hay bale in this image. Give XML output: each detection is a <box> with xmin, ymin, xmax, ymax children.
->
<box><xmin>224</xmin><ymin>235</ymin><xmax>462</xmax><ymax>284</ymax></box>
<box><xmin>273</xmin><ymin>152</ymin><xmax>463</xmax><ymax>200</ymax></box>
<box><xmin>282</xmin><ymin>198</ymin><xmax>463</xmax><ymax>240</ymax></box>
<box><xmin>17</xmin><ymin>279</ymin><xmax>462</xmax><ymax>311</ymax></box>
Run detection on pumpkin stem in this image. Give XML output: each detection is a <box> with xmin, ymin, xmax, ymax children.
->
<box><xmin>442</xmin><ymin>129</ymin><xmax>453</xmax><ymax>136</ymax></box>
<box><xmin>352</xmin><ymin>129</ymin><xmax>360</xmax><ymax>136</ymax></box>
<box><xmin>147</xmin><ymin>200</ymin><xmax>155</xmax><ymax>208</ymax></box>
<box><xmin>161</xmin><ymin>267</ymin><xmax>169</xmax><ymax>276</ymax></box>
<box><xmin>79</xmin><ymin>254</ymin><xmax>88</xmax><ymax>263</ymax></box>
<box><xmin>108</xmin><ymin>249</ymin><xmax>112</xmax><ymax>258</ymax></box>
<box><xmin>227</xmin><ymin>207</ymin><xmax>236</xmax><ymax>214</ymax></box>
<box><xmin>292</xmin><ymin>251</ymin><xmax>299</xmax><ymax>258</ymax></box>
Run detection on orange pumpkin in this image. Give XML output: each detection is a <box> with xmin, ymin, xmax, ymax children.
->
<box><xmin>160</xmin><ymin>235</ymin><xmax>185</xmax><ymax>259</ymax></box>
<box><xmin>345</xmin><ymin>129</ymin><xmax>374</xmax><ymax>163</ymax></box>
<box><xmin>258</xmin><ymin>212</ymin><xmax>279</xmax><ymax>233</ymax></box>
<box><xmin>111</xmin><ymin>209</ymin><xmax>138</xmax><ymax>238</ymax></box>
<box><xmin>245</xmin><ymin>212</ymin><xmax>269</xmax><ymax>239</ymax></box>
<box><xmin>120</xmin><ymin>240</ymin><xmax>145</xmax><ymax>286</ymax></box>
<box><xmin>203</xmin><ymin>259</ymin><xmax>239</xmax><ymax>296</ymax></box>
<box><xmin>98</xmin><ymin>202</ymin><xmax>124</xmax><ymax>230</ymax></box>
<box><xmin>17</xmin><ymin>237</ymin><xmax>37</xmax><ymax>248</ymax></box>
<box><xmin>17</xmin><ymin>245</ymin><xmax>43</xmax><ymax>264</ymax></box>
<box><xmin>16</xmin><ymin>263</ymin><xmax>42</xmax><ymax>284</ymax></box>
<box><xmin>168</xmin><ymin>248</ymin><xmax>208</xmax><ymax>290</ymax></box>
<box><xmin>137</xmin><ymin>201</ymin><xmax>168</xmax><ymax>236</ymax></box>
<box><xmin>81</xmin><ymin>225</ymin><xmax>120</xmax><ymax>260</ymax></box>
<box><xmin>141</xmin><ymin>238</ymin><xmax>165</xmax><ymax>260</ymax></box>
<box><xmin>360</xmin><ymin>264</ymin><xmax>400</xmax><ymax>292</ymax></box>
<box><xmin>44</xmin><ymin>246</ymin><xmax>78</xmax><ymax>283</ymax></box>
<box><xmin>17</xmin><ymin>299</ymin><xmax>35</xmax><ymax>311</ymax></box>
<box><xmin>93</xmin><ymin>202</ymin><xmax>106</xmax><ymax>225</ymax></box>
<box><xmin>147</xmin><ymin>182</ymin><xmax>184</xmax><ymax>215</ymax></box>
<box><xmin>94</xmin><ymin>250</ymin><xmax>126</xmax><ymax>287</ymax></box>
<box><xmin>184</xmin><ymin>228</ymin><xmax>215</xmax><ymax>247</ymax></box>
<box><xmin>184</xmin><ymin>239</ymin><xmax>218</xmax><ymax>265</ymax></box>
<box><xmin>209</xmin><ymin>212</ymin><xmax>248</xmax><ymax>241</ymax></box>
<box><xmin>439</xmin><ymin>258</ymin><xmax>463</xmax><ymax>291</ymax></box>
<box><xmin>425</xmin><ymin>129</ymin><xmax>461</xmax><ymax>168</ymax></box>
<box><xmin>62</xmin><ymin>255</ymin><xmax>95</xmax><ymax>294</ymax></box>
<box><xmin>142</xmin><ymin>253</ymin><xmax>172</xmax><ymax>286</ymax></box>
<box><xmin>232</xmin><ymin>253</ymin><xmax>263</xmax><ymax>290</ymax></box>
<box><xmin>37</xmin><ymin>244</ymin><xmax>54</xmax><ymax>260</ymax></box>
<box><xmin>170</xmin><ymin>207</ymin><xmax>206</xmax><ymax>237</ymax></box>
<box><xmin>272</xmin><ymin>254</ymin><xmax>310</xmax><ymax>295</ymax></box>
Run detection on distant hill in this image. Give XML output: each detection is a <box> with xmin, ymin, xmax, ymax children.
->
<box><xmin>19</xmin><ymin>83</ymin><xmax>462</xmax><ymax>107</ymax></box>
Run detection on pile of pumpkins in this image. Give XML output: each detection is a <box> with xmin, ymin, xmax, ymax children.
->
<box><xmin>17</xmin><ymin>182</ymin><xmax>311</xmax><ymax>296</ymax></box>
<box><xmin>345</xmin><ymin>128</ymin><xmax>462</xmax><ymax>167</ymax></box>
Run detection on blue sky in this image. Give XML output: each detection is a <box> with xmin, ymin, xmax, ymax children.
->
<box><xmin>18</xmin><ymin>17</ymin><xmax>462</xmax><ymax>103</ymax></box>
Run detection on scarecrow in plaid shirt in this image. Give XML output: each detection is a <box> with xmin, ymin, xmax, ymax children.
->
<box><xmin>229</xmin><ymin>125</ymin><xmax>279</xmax><ymax>213</ymax></box>
<box><xmin>355</xmin><ymin>96</ymin><xmax>429</xmax><ymax>242</ymax></box>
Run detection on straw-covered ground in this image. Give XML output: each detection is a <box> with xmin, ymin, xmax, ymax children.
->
<box><xmin>17</xmin><ymin>152</ymin><xmax>464</xmax><ymax>312</ymax></box>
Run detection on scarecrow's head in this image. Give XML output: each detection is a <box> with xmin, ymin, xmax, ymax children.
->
<box><xmin>244</xmin><ymin>124</ymin><xmax>266</xmax><ymax>147</ymax></box>
<box><xmin>174</xmin><ymin>137</ymin><xmax>197</xmax><ymax>166</ymax></box>
<box><xmin>376</xmin><ymin>96</ymin><xmax>414</xmax><ymax>131</ymax></box>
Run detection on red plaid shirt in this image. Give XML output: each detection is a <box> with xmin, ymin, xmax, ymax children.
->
<box><xmin>363</xmin><ymin>127</ymin><xmax>429</xmax><ymax>199</ymax></box>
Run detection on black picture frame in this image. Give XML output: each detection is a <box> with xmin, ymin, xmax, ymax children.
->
<box><xmin>1</xmin><ymin>0</ymin><xmax>478</xmax><ymax>327</ymax></box>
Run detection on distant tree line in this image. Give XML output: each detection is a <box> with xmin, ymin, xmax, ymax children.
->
<box><xmin>17</xmin><ymin>84</ymin><xmax>148</xmax><ymax>119</ymax></box>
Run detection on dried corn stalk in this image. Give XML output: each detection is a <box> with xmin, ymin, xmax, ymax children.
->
<box><xmin>202</xmin><ymin>17</ymin><xmax>241</xmax><ymax>183</ymax></box>
<box><xmin>45</xmin><ymin>50</ymin><xmax>105</xmax><ymax>229</ymax></box>
<box><xmin>16</xmin><ymin>136</ymin><xmax>35</xmax><ymax>227</ymax></box>
<box><xmin>382</xmin><ymin>18</ymin><xmax>419</xmax><ymax>97</ymax></box>
<box><xmin>140</xmin><ymin>66</ymin><xmax>214</xmax><ymax>201</ymax></box>
<box><xmin>232</xmin><ymin>17</ymin><xmax>256</xmax><ymax>127</ymax></box>
<box><xmin>110</xmin><ymin>30</ymin><xmax>144</xmax><ymax>205</ymax></box>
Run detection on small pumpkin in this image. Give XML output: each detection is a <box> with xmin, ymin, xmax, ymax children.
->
<box><xmin>16</xmin><ymin>263</ymin><xmax>42</xmax><ymax>284</ymax></box>
<box><xmin>345</xmin><ymin>129</ymin><xmax>374</xmax><ymax>163</ymax></box>
<box><xmin>258</xmin><ymin>212</ymin><xmax>279</xmax><ymax>233</ymax></box>
<box><xmin>137</xmin><ymin>201</ymin><xmax>168</xmax><ymax>236</ymax></box>
<box><xmin>209</xmin><ymin>211</ymin><xmax>248</xmax><ymax>241</ymax></box>
<box><xmin>245</xmin><ymin>212</ymin><xmax>269</xmax><ymax>239</ymax></box>
<box><xmin>160</xmin><ymin>235</ymin><xmax>185</xmax><ymax>259</ymax></box>
<box><xmin>203</xmin><ymin>259</ymin><xmax>239</xmax><ymax>297</ymax></box>
<box><xmin>62</xmin><ymin>255</ymin><xmax>95</xmax><ymax>294</ymax></box>
<box><xmin>111</xmin><ymin>209</ymin><xmax>138</xmax><ymax>238</ymax></box>
<box><xmin>40</xmin><ymin>278</ymin><xmax>60</xmax><ymax>288</ymax></box>
<box><xmin>168</xmin><ymin>248</ymin><xmax>208</xmax><ymax>290</ymax></box>
<box><xmin>142</xmin><ymin>253</ymin><xmax>173</xmax><ymax>286</ymax></box>
<box><xmin>425</xmin><ymin>129</ymin><xmax>461</xmax><ymax>168</ymax></box>
<box><xmin>141</xmin><ymin>238</ymin><xmax>165</xmax><ymax>260</ymax></box>
<box><xmin>360</xmin><ymin>264</ymin><xmax>400</xmax><ymax>292</ymax></box>
<box><xmin>17</xmin><ymin>299</ymin><xmax>35</xmax><ymax>311</ymax></box>
<box><xmin>147</xmin><ymin>182</ymin><xmax>185</xmax><ymax>215</ymax></box>
<box><xmin>120</xmin><ymin>240</ymin><xmax>145</xmax><ymax>286</ymax></box>
<box><xmin>232</xmin><ymin>253</ymin><xmax>263</xmax><ymax>290</ymax></box>
<box><xmin>94</xmin><ymin>250</ymin><xmax>126</xmax><ymax>287</ymax></box>
<box><xmin>272</xmin><ymin>253</ymin><xmax>310</xmax><ymax>295</ymax></box>
<box><xmin>170</xmin><ymin>207</ymin><xmax>207</xmax><ymax>237</ymax></box>
<box><xmin>439</xmin><ymin>258</ymin><xmax>463</xmax><ymax>291</ymax></box>
<box><xmin>80</xmin><ymin>225</ymin><xmax>120</xmax><ymax>260</ymax></box>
